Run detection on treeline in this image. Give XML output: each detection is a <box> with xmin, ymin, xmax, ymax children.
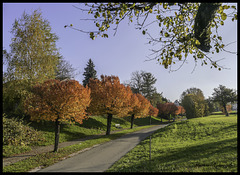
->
<box><xmin>180</xmin><ymin>86</ymin><xmax>237</xmax><ymax>119</ymax></box>
<box><xmin>2</xmin><ymin>10</ymin><xmax>158</xmax><ymax>153</ymax></box>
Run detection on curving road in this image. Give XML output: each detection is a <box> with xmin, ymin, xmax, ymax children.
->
<box><xmin>38</xmin><ymin>124</ymin><xmax>170</xmax><ymax>172</ymax></box>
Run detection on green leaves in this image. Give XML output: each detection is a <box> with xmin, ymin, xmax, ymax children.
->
<box><xmin>221</xmin><ymin>12</ymin><xmax>227</xmax><ymax>21</ymax></box>
<box><xmin>195</xmin><ymin>39</ymin><xmax>201</xmax><ymax>45</ymax></box>
<box><xmin>90</xmin><ymin>32</ymin><xmax>95</xmax><ymax>40</ymax></box>
<box><xmin>81</xmin><ymin>2</ymin><xmax>237</xmax><ymax>71</ymax></box>
<box><xmin>102</xmin><ymin>34</ymin><xmax>108</xmax><ymax>38</ymax></box>
<box><xmin>164</xmin><ymin>32</ymin><xmax>170</xmax><ymax>37</ymax></box>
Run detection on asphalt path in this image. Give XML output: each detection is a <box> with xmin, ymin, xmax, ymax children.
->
<box><xmin>38</xmin><ymin>123</ymin><xmax>170</xmax><ymax>172</ymax></box>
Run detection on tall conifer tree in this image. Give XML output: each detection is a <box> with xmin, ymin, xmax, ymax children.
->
<box><xmin>82</xmin><ymin>59</ymin><xmax>97</xmax><ymax>87</ymax></box>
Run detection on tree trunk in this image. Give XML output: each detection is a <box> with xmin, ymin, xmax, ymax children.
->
<box><xmin>194</xmin><ymin>3</ymin><xmax>221</xmax><ymax>52</ymax></box>
<box><xmin>130</xmin><ymin>114</ymin><xmax>134</xmax><ymax>129</ymax></box>
<box><xmin>223</xmin><ymin>104</ymin><xmax>229</xmax><ymax>116</ymax></box>
<box><xmin>54</xmin><ymin>118</ymin><xmax>60</xmax><ymax>152</ymax></box>
<box><xmin>106</xmin><ymin>113</ymin><xmax>113</xmax><ymax>135</ymax></box>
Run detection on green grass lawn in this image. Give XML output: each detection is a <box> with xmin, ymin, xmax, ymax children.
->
<box><xmin>107</xmin><ymin>114</ymin><xmax>237</xmax><ymax>172</ymax></box>
<box><xmin>4</xmin><ymin>115</ymin><xmax>167</xmax><ymax>157</ymax></box>
<box><xmin>3</xmin><ymin>124</ymin><xmax>158</xmax><ymax>172</ymax></box>
<box><xmin>29</xmin><ymin>115</ymin><xmax>165</xmax><ymax>146</ymax></box>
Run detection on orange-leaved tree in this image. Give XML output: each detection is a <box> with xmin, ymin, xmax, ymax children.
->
<box><xmin>149</xmin><ymin>105</ymin><xmax>159</xmax><ymax>117</ymax></box>
<box><xmin>127</xmin><ymin>93</ymin><xmax>140</xmax><ymax>129</ymax></box>
<box><xmin>88</xmin><ymin>75</ymin><xmax>132</xmax><ymax>135</ymax></box>
<box><xmin>129</xmin><ymin>93</ymin><xmax>151</xmax><ymax>129</ymax></box>
<box><xmin>175</xmin><ymin>105</ymin><xmax>185</xmax><ymax>117</ymax></box>
<box><xmin>24</xmin><ymin>79</ymin><xmax>91</xmax><ymax>152</ymax></box>
<box><xmin>148</xmin><ymin>105</ymin><xmax>159</xmax><ymax>125</ymax></box>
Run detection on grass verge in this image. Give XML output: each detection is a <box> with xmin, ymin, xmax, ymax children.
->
<box><xmin>107</xmin><ymin>114</ymin><xmax>237</xmax><ymax>172</ymax></box>
<box><xmin>3</xmin><ymin>124</ymin><xmax>157</xmax><ymax>172</ymax></box>
<box><xmin>3</xmin><ymin>115</ymin><xmax>167</xmax><ymax>157</ymax></box>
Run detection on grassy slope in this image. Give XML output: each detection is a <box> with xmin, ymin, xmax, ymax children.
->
<box><xmin>3</xmin><ymin>116</ymin><xmax>167</xmax><ymax>172</ymax></box>
<box><xmin>107</xmin><ymin>114</ymin><xmax>237</xmax><ymax>172</ymax></box>
<box><xmin>29</xmin><ymin>115</ymin><xmax>165</xmax><ymax>146</ymax></box>
<box><xmin>4</xmin><ymin>115</ymin><xmax>167</xmax><ymax>157</ymax></box>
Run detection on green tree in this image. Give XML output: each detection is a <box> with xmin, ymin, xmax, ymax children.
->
<box><xmin>212</xmin><ymin>85</ymin><xmax>237</xmax><ymax>116</ymax></box>
<box><xmin>182</xmin><ymin>94</ymin><xmax>197</xmax><ymax>119</ymax></box>
<box><xmin>3</xmin><ymin>9</ymin><xmax>60</xmax><ymax>116</ymax></box>
<box><xmin>82</xmin><ymin>58</ymin><xmax>97</xmax><ymax>87</ymax></box>
<box><xmin>180</xmin><ymin>87</ymin><xmax>205</xmax><ymax>103</ymax></box>
<box><xmin>141</xmin><ymin>72</ymin><xmax>157</xmax><ymax>101</ymax></box>
<box><xmin>66</xmin><ymin>3</ymin><xmax>237</xmax><ymax>71</ymax></box>
<box><xmin>129</xmin><ymin>70</ymin><xmax>157</xmax><ymax>102</ymax></box>
<box><xmin>148</xmin><ymin>92</ymin><xmax>164</xmax><ymax>107</ymax></box>
<box><xmin>181</xmin><ymin>88</ymin><xmax>207</xmax><ymax>119</ymax></box>
<box><xmin>205</xmin><ymin>97</ymin><xmax>215</xmax><ymax>115</ymax></box>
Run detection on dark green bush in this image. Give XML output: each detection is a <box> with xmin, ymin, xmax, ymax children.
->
<box><xmin>3</xmin><ymin>114</ymin><xmax>46</xmax><ymax>146</ymax></box>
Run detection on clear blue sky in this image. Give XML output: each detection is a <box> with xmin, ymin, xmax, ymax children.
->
<box><xmin>3</xmin><ymin>3</ymin><xmax>237</xmax><ymax>102</ymax></box>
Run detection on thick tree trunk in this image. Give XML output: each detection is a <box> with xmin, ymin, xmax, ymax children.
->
<box><xmin>194</xmin><ymin>3</ymin><xmax>221</xmax><ymax>52</ymax></box>
<box><xmin>54</xmin><ymin>118</ymin><xmax>60</xmax><ymax>152</ymax></box>
<box><xmin>106</xmin><ymin>113</ymin><xmax>113</xmax><ymax>135</ymax></box>
<box><xmin>130</xmin><ymin>114</ymin><xmax>135</xmax><ymax>129</ymax></box>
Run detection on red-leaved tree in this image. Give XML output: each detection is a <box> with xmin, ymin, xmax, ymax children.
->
<box><xmin>24</xmin><ymin>79</ymin><xmax>91</xmax><ymax>152</ymax></box>
<box><xmin>175</xmin><ymin>105</ymin><xmax>186</xmax><ymax>117</ymax></box>
<box><xmin>149</xmin><ymin>105</ymin><xmax>159</xmax><ymax>117</ymax></box>
<box><xmin>157</xmin><ymin>103</ymin><xmax>178</xmax><ymax>122</ymax></box>
<box><xmin>131</xmin><ymin>94</ymin><xmax>151</xmax><ymax>128</ymax></box>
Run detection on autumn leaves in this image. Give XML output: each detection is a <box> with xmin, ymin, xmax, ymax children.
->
<box><xmin>85</xmin><ymin>75</ymin><xmax>158</xmax><ymax>135</ymax></box>
<box><xmin>24</xmin><ymin>75</ymin><xmax>158</xmax><ymax>151</ymax></box>
<box><xmin>25</xmin><ymin>79</ymin><xmax>91</xmax><ymax>125</ymax></box>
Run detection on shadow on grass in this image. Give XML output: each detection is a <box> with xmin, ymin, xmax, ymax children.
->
<box><xmin>123</xmin><ymin>116</ymin><xmax>170</xmax><ymax>126</ymax></box>
<box><xmin>111</xmin><ymin>137</ymin><xmax>237</xmax><ymax>172</ymax></box>
<box><xmin>78</xmin><ymin>116</ymin><xmax>107</xmax><ymax>130</ymax></box>
<box><xmin>29</xmin><ymin>120</ymin><xmax>55</xmax><ymax>132</ymax></box>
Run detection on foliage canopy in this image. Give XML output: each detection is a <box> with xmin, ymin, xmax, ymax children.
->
<box><xmin>66</xmin><ymin>3</ymin><xmax>237</xmax><ymax>71</ymax></box>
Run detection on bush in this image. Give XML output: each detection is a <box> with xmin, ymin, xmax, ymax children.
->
<box><xmin>3</xmin><ymin>114</ymin><xmax>46</xmax><ymax>146</ymax></box>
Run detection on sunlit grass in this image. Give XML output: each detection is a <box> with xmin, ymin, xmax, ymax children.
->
<box><xmin>3</xmin><ymin>125</ymin><xmax>155</xmax><ymax>172</ymax></box>
<box><xmin>107</xmin><ymin>114</ymin><xmax>237</xmax><ymax>172</ymax></box>
<box><xmin>29</xmin><ymin>115</ymin><xmax>166</xmax><ymax>146</ymax></box>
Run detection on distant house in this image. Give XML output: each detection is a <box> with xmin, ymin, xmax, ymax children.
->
<box><xmin>232</xmin><ymin>102</ymin><xmax>237</xmax><ymax>111</ymax></box>
<box><xmin>174</xmin><ymin>100</ymin><xmax>180</xmax><ymax>106</ymax></box>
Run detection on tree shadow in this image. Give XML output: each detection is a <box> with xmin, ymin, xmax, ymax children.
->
<box><xmin>110</xmin><ymin>137</ymin><xmax>237</xmax><ymax>172</ymax></box>
<box><xmin>29</xmin><ymin>120</ymin><xmax>55</xmax><ymax>132</ymax></box>
<box><xmin>77</xmin><ymin>116</ymin><xmax>107</xmax><ymax>131</ymax></box>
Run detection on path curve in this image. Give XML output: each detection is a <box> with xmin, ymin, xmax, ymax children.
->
<box><xmin>38</xmin><ymin>124</ymin><xmax>170</xmax><ymax>172</ymax></box>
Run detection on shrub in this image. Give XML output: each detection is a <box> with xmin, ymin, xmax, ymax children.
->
<box><xmin>3</xmin><ymin>114</ymin><xmax>46</xmax><ymax>146</ymax></box>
